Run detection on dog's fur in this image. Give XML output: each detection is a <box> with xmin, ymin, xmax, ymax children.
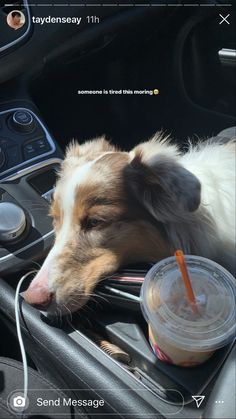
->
<box><xmin>24</xmin><ymin>134</ymin><xmax>235</xmax><ymax>313</ymax></box>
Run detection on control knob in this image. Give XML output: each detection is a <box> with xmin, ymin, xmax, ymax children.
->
<box><xmin>0</xmin><ymin>202</ymin><xmax>26</xmax><ymax>242</ymax></box>
<box><xmin>10</xmin><ymin>110</ymin><xmax>35</xmax><ymax>133</ymax></box>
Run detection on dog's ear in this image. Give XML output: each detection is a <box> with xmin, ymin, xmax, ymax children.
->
<box><xmin>65</xmin><ymin>136</ymin><xmax>116</xmax><ymax>159</ymax></box>
<box><xmin>126</xmin><ymin>150</ymin><xmax>201</xmax><ymax>222</ymax></box>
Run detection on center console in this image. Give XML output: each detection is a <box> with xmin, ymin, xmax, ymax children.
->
<box><xmin>0</xmin><ymin>106</ymin><xmax>63</xmax><ymax>275</ymax></box>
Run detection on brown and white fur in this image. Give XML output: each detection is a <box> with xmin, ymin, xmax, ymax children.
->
<box><xmin>24</xmin><ymin>134</ymin><xmax>235</xmax><ymax>314</ymax></box>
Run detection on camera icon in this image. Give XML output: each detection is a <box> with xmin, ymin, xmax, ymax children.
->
<box><xmin>8</xmin><ymin>392</ymin><xmax>29</xmax><ymax>412</ymax></box>
<box><xmin>13</xmin><ymin>395</ymin><xmax>26</xmax><ymax>408</ymax></box>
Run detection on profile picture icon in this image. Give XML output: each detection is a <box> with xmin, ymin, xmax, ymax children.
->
<box><xmin>7</xmin><ymin>10</ymin><xmax>25</xmax><ymax>30</ymax></box>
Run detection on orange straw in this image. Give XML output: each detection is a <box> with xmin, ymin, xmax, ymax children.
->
<box><xmin>175</xmin><ymin>250</ymin><xmax>198</xmax><ymax>314</ymax></box>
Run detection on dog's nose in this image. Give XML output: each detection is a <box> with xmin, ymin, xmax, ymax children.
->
<box><xmin>23</xmin><ymin>286</ymin><xmax>53</xmax><ymax>309</ymax></box>
<box><xmin>22</xmin><ymin>253</ymin><xmax>53</xmax><ymax>310</ymax></box>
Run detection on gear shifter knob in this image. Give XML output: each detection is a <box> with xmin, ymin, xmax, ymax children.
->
<box><xmin>0</xmin><ymin>202</ymin><xmax>26</xmax><ymax>242</ymax></box>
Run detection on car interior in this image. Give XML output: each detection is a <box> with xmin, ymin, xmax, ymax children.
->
<box><xmin>0</xmin><ymin>1</ymin><xmax>235</xmax><ymax>418</ymax></box>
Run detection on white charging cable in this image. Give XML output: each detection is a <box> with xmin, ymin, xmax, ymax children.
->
<box><xmin>15</xmin><ymin>271</ymin><xmax>36</xmax><ymax>413</ymax></box>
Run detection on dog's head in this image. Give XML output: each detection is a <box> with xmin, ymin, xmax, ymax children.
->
<box><xmin>24</xmin><ymin>135</ymin><xmax>201</xmax><ymax>314</ymax></box>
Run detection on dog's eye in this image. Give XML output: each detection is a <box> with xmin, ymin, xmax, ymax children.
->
<box><xmin>86</xmin><ymin>218</ymin><xmax>102</xmax><ymax>229</ymax></box>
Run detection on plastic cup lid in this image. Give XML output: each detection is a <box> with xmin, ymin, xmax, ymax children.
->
<box><xmin>140</xmin><ymin>256</ymin><xmax>236</xmax><ymax>351</ymax></box>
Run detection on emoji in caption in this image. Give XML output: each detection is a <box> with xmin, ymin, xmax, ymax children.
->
<box><xmin>153</xmin><ymin>89</ymin><xmax>159</xmax><ymax>95</ymax></box>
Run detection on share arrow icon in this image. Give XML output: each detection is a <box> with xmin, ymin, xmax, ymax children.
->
<box><xmin>192</xmin><ymin>395</ymin><xmax>205</xmax><ymax>408</ymax></box>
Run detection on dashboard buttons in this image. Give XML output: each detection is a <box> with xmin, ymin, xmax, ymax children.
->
<box><xmin>23</xmin><ymin>142</ymin><xmax>38</xmax><ymax>159</ymax></box>
<box><xmin>23</xmin><ymin>138</ymin><xmax>51</xmax><ymax>160</ymax></box>
<box><xmin>0</xmin><ymin>108</ymin><xmax>56</xmax><ymax>180</ymax></box>
<box><xmin>34</xmin><ymin>138</ymin><xmax>51</xmax><ymax>152</ymax></box>
<box><xmin>0</xmin><ymin>202</ymin><xmax>26</xmax><ymax>242</ymax></box>
<box><xmin>10</xmin><ymin>110</ymin><xmax>35</xmax><ymax>133</ymax></box>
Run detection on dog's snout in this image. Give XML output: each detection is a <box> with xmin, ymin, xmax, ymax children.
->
<box><xmin>23</xmin><ymin>254</ymin><xmax>54</xmax><ymax>309</ymax></box>
<box><xmin>23</xmin><ymin>286</ymin><xmax>54</xmax><ymax>309</ymax></box>
<box><xmin>31</xmin><ymin>293</ymin><xmax>54</xmax><ymax>311</ymax></box>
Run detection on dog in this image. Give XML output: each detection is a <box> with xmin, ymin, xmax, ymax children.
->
<box><xmin>23</xmin><ymin>134</ymin><xmax>235</xmax><ymax>314</ymax></box>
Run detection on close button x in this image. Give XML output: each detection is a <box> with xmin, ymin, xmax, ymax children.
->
<box><xmin>219</xmin><ymin>14</ymin><xmax>230</xmax><ymax>25</ymax></box>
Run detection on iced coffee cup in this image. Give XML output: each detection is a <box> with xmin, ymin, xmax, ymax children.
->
<box><xmin>140</xmin><ymin>255</ymin><xmax>236</xmax><ymax>367</ymax></box>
